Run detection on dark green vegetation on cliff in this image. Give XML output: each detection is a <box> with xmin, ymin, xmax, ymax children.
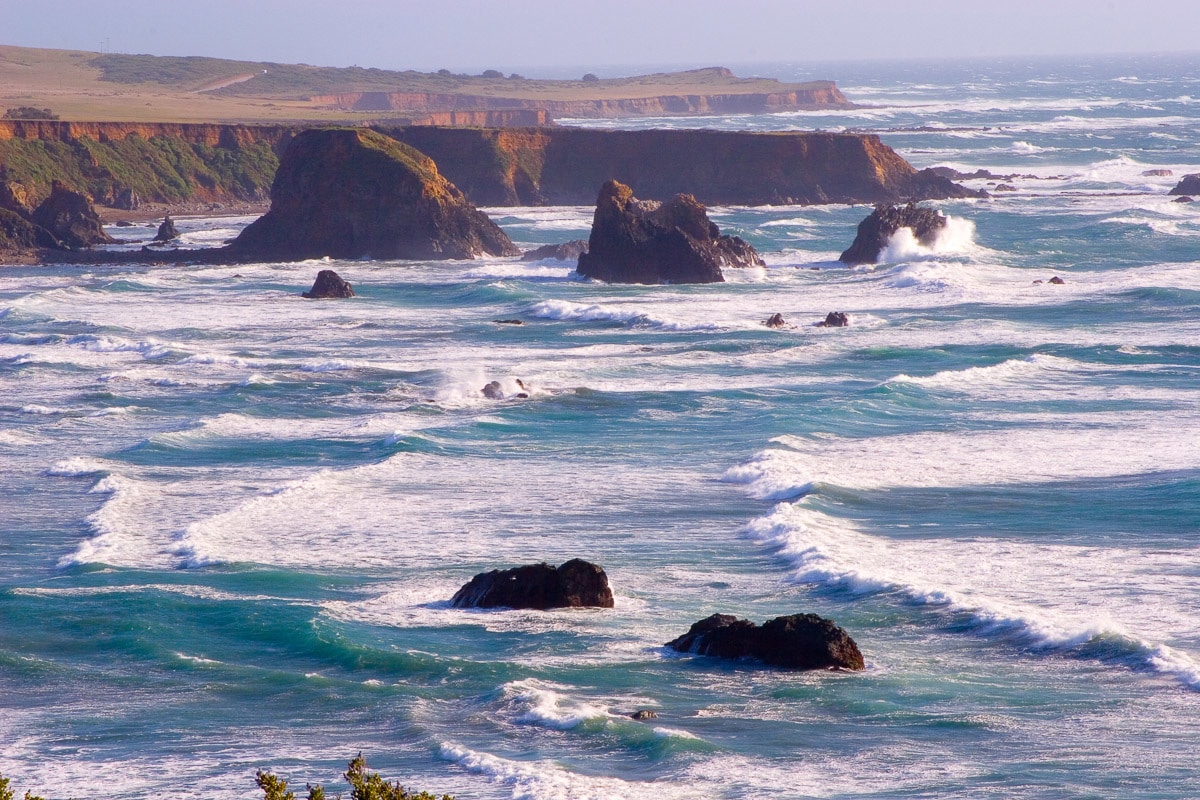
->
<box><xmin>231</xmin><ymin>128</ymin><xmax>519</xmax><ymax>260</ymax></box>
<box><xmin>0</xmin><ymin>125</ymin><xmax>282</xmax><ymax>207</ymax></box>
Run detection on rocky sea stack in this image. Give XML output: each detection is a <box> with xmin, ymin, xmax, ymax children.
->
<box><xmin>1169</xmin><ymin>173</ymin><xmax>1200</xmax><ymax>196</ymax></box>
<box><xmin>667</xmin><ymin>613</ymin><xmax>864</xmax><ymax>671</ymax></box>
<box><xmin>30</xmin><ymin>181</ymin><xmax>115</xmax><ymax>249</ymax></box>
<box><xmin>231</xmin><ymin>128</ymin><xmax>519</xmax><ymax>261</ymax></box>
<box><xmin>839</xmin><ymin>203</ymin><xmax>948</xmax><ymax>265</ymax></box>
<box><xmin>576</xmin><ymin>180</ymin><xmax>763</xmax><ymax>284</ymax></box>
<box><xmin>451</xmin><ymin>559</ymin><xmax>615</xmax><ymax>610</ymax></box>
<box><xmin>302</xmin><ymin>269</ymin><xmax>355</xmax><ymax>298</ymax></box>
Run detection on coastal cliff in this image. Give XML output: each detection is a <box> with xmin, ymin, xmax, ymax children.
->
<box><xmin>386</xmin><ymin>126</ymin><xmax>978</xmax><ymax>206</ymax></box>
<box><xmin>0</xmin><ymin>121</ymin><xmax>976</xmax><ymax>213</ymax></box>
<box><xmin>313</xmin><ymin>83</ymin><xmax>848</xmax><ymax>118</ymax></box>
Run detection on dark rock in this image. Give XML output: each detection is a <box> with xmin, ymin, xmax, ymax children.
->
<box><xmin>1143</xmin><ymin>169</ymin><xmax>1174</xmax><ymax>177</ymax></box>
<box><xmin>1048</xmin><ymin>276</ymin><xmax>1065</xmax><ymax>285</ymax></box>
<box><xmin>231</xmin><ymin>128</ymin><xmax>520</xmax><ymax>261</ymax></box>
<box><xmin>154</xmin><ymin>216</ymin><xmax>180</xmax><ymax>242</ymax></box>
<box><xmin>1169</xmin><ymin>174</ymin><xmax>1200</xmax><ymax>196</ymax></box>
<box><xmin>1173</xmin><ymin>195</ymin><xmax>1193</xmax><ymax>204</ymax></box>
<box><xmin>666</xmin><ymin>612</ymin><xmax>864</xmax><ymax>671</ymax></box>
<box><xmin>1032</xmin><ymin>280</ymin><xmax>1044</xmax><ymax>285</ymax></box>
<box><xmin>839</xmin><ymin>203</ymin><xmax>947</xmax><ymax>265</ymax></box>
<box><xmin>764</xmin><ymin>313</ymin><xmax>786</xmax><ymax>329</ymax></box>
<box><xmin>630</xmin><ymin>710</ymin><xmax>658</xmax><ymax>721</ymax></box>
<box><xmin>522</xmin><ymin>240</ymin><xmax>588</xmax><ymax>262</ymax></box>
<box><xmin>994</xmin><ymin>183</ymin><xmax>1017</xmax><ymax>192</ymax></box>
<box><xmin>494</xmin><ymin>319</ymin><xmax>524</xmax><ymax>325</ymax></box>
<box><xmin>302</xmin><ymin>269</ymin><xmax>355</xmax><ymax>298</ymax></box>
<box><xmin>899</xmin><ymin>168</ymin><xmax>989</xmax><ymax>201</ymax></box>
<box><xmin>481</xmin><ymin>380</ymin><xmax>504</xmax><ymax>399</ymax></box>
<box><xmin>30</xmin><ymin>181</ymin><xmax>115</xmax><ymax>249</ymax></box>
<box><xmin>450</xmin><ymin>559</ymin><xmax>615</xmax><ymax>610</ymax></box>
<box><xmin>576</xmin><ymin>180</ymin><xmax>763</xmax><ymax>284</ymax></box>
<box><xmin>115</xmin><ymin>220</ymin><xmax>135</xmax><ymax>227</ymax></box>
<box><xmin>0</xmin><ymin>207</ymin><xmax>59</xmax><ymax>253</ymax></box>
<box><xmin>817</xmin><ymin>311</ymin><xmax>850</xmax><ymax>327</ymax></box>
<box><xmin>113</xmin><ymin>187</ymin><xmax>142</xmax><ymax>211</ymax></box>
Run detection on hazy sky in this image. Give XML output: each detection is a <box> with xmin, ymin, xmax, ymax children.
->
<box><xmin>5</xmin><ymin>0</ymin><xmax>1199</xmax><ymax>75</ymax></box>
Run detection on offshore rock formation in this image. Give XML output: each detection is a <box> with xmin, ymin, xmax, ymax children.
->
<box><xmin>302</xmin><ymin>269</ymin><xmax>355</xmax><ymax>298</ymax></box>
<box><xmin>818</xmin><ymin>312</ymin><xmax>850</xmax><ymax>327</ymax></box>
<box><xmin>154</xmin><ymin>216</ymin><xmax>180</xmax><ymax>242</ymax></box>
<box><xmin>451</xmin><ymin>559</ymin><xmax>615</xmax><ymax>610</ymax></box>
<box><xmin>577</xmin><ymin>180</ymin><xmax>763</xmax><ymax>284</ymax></box>
<box><xmin>839</xmin><ymin>203</ymin><xmax>948</xmax><ymax>265</ymax></box>
<box><xmin>522</xmin><ymin>240</ymin><xmax>588</xmax><ymax>262</ymax></box>
<box><xmin>1169</xmin><ymin>174</ymin><xmax>1200</xmax><ymax>196</ymax></box>
<box><xmin>230</xmin><ymin>128</ymin><xmax>519</xmax><ymax>261</ymax></box>
<box><xmin>667</xmin><ymin>613</ymin><xmax>865</xmax><ymax>671</ymax></box>
<box><xmin>30</xmin><ymin>181</ymin><xmax>114</xmax><ymax>248</ymax></box>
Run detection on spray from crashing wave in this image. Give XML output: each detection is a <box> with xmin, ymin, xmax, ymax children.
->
<box><xmin>878</xmin><ymin>216</ymin><xmax>980</xmax><ymax>263</ymax></box>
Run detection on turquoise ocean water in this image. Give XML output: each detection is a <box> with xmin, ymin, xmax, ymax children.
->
<box><xmin>2</xmin><ymin>54</ymin><xmax>1199</xmax><ymax>798</ymax></box>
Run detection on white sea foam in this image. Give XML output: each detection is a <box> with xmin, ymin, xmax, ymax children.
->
<box><xmin>737</xmin><ymin>499</ymin><xmax>1200</xmax><ymax>689</ymax></box>
<box><xmin>501</xmin><ymin>679</ymin><xmax>611</xmax><ymax>730</ymax></box>
<box><xmin>528</xmin><ymin>299</ymin><xmax>724</xmax><ymax>331</ymax></box>
<box><xmin>878</xmin><ymin>216</ymin><xmax>980</xmax><ymax>263</ymax></box>
<box><xmin>439</xmin><ymin>741</ymin><xmax>697</xmax><ymax>800</ymax></box>
<box><xmin>887</xmin><ymin>353</ymin><xmax>1083</xmax><ymax>391</ymax></box>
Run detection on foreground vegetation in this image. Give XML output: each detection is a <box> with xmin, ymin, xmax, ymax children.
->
<box><xmin>0</xmin><ymin>756</ymin><xmax>453</xmax><ymax>800</ymax></box>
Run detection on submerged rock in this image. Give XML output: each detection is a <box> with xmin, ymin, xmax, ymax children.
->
<box><xmin>1048</xmin><ymin>276</ymin><xmax>1065</xmax><ymax>285</ymax></box>
<box><xmin>231</xmin><ymin>128</ymin><xmax>520</xmax><ymax>261</ymax></box>
<box><xmin>1143</xmin><ymin>169</ymin><xmax>1174</xmax><ymax>177</ymax></box>
<box><xmin>576</xmin><ymin>180</ymin><xmax>763</xmax><ymax>284</ymax></box>
<box><xmin>154</xmin><ymin>216</ymin><xmax>180</xmax><ymax>242</ymax></box>
<box><xmin>302</xmin><ymin>269</ymin><xmax>355</xmax><ymax>298</ymax></box>
<box><xmin>764</xmin><ymin>313</ymin><xmax>786</xmax><ymax>328</ymax></box>
<box><xmin>817</xmin><ymin>311</ymin><xmax>850</xmax><ymax>327</ymax></box>
<box><xmin>667</xmin><ymin>613</ymin><xmax>864</xmax><ymax>671</ymax></box>
<box><xmin>451</xmin><ymin>559</ymin><xmax>615</xmax><ymax>610</ymax></box>
<box><xmin>629</xmin><ymin>710</ymin><xmax>658</xmax><ymax>721</ymax></box>
<box><xmin>1173</xmin><ymin>195</ymin><xmax>1194</xmax><ymax>204</ymax></box>
<box><xmin>1169</xmin><ymin>174</ymin><xmax>1200</xmax><ymax>196</ymax></box>
<box><xmin>839</xmin><ymin>202</ymin><xmax>947</xmax><ymax>265</ymax></box>
<box><xmin>522</xmin><ymin>240</ymin><xmax>588</xmax><ymax>262</ymax></box>
<box><xmin>30</xmin><ymin>181</ymin><xmax>115</xmax><ymax>249</ymax></box>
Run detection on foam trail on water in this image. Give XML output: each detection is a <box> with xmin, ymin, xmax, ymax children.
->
<box><xmin>733</xmin><ymin>486</ymin><xmax>1200</xmax><ymax>690</ymax></box>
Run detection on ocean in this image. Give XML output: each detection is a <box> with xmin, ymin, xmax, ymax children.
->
<box><xmin>2</xmin><ymin>53</ymin><xmax>1199</xmax><ymax>798</ymax></box>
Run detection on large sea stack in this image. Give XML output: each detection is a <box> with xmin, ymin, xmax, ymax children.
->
<box><xmin>667</xmin><ymin>613</ymin><xmax>865</xmax><ymax>671</ymax></box>
<box><xmin>576</xmin><ymin>180</ymin><xmax>763</xmax><ymax>284</ymax></box>
<box><xmin>30</xmin><ymin>181</ymin><xmax>115</xmax><ymax>249</ymax></box>
<box><xmin>230</xmin><ymin>128</ymin><xmax>519</xmax><ymax>261</ymax></box>
<box><xmin>839</xmin><ymin>203</ymin><xmax>948</xmax><ymax>265</ymax></box>
<box><xmin>1169</xmin><ymin>174</ymin><xmax>1200</xmax><ymax>196</ymax></box>
<box><xmin>451</xmin><ymin>559</ymin><xmax>615</xmax><ymax>610</ymax></box>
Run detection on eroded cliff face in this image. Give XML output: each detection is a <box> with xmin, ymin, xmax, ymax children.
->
<box><xmin>0</xmin><ymin>121</ymin><xmax>977</xmax><ymax>215</ymax></box>
<box><xmin>384</xmin><ymin>127</ymin><xmax>978</xmax><ymax>207</ymax></box>
<box><xmin>312</xmin><ymin>83</ymin><xmax>849</xmax><ymax>117</ymax></box>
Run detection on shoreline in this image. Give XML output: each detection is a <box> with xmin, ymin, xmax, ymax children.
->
<box><xmin>95</xmin><ymin>200</ymin><xmax>270</xmax><ymax>225</ymax></box>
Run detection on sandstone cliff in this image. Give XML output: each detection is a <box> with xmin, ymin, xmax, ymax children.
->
<box><xmin>230</xmin><ymin>128</ymin><xmax>519</xmax><ymax>261</ymax></box>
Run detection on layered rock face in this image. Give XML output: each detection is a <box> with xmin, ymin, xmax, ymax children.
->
<box><xmin>231</xmin><ymin>128</ymin><xmax>519</xmax><ymax>261</ymax></box>
<box><xmin>577</xmin><ymin>180</ymin><xmax>763</xmax><ymax>284</ymax></box>
<box><xmin>667</xmin><ymin>613</ymin><xmax>865</xmax><ymax>671</ymax></box>
<box><xmin>450</xmin><ymin>559</ymin><xmax>615</xmax><ymax>610</ymax></box>
<box><xmin>29</xmin><ymin>181</ymin><xmax>114</xmax><ymax>248</ymax></box>
<box><xmin>839</xmin><ymin>203</ymin><xmax>948</xmax><ymax>265</ymax></box>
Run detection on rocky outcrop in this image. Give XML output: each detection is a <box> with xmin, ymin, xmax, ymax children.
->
<box><xmin>839</xmin><ymin>203</ymin><xmax>948</xmax><ymax>265</ymax></box>
<box><xmin>765</xmin><ymin>313</ymin><xmax>786</xmax><ymax>328</ymax></box>
<box><xmin>30</xmin><ymin>181</ymin><xmax>114</xmax><ymax>248</ymax></box>
<box><xmin>0</xmin><ymin>181</ymin><xmax>32</xmax><ymax>215</ymax></box>
<box><xmin>1169</xmin><ymin>174</ymin><xmax>1200</xmax><ymax>196</ymax></box>
<box><xmin>450</xmin><ymin>559</ymin><xmax>615</xmax><ymax>610</ymax></box>
<box><xmin>302</xmin><ymin>269</ymin><xmax>355</xmax><ymax>298</ymax></box>
<box><xmin>577</xmin><ymin>180</ymin><xmax>763</xmax><ymax>284</ymax></box>
<box><xmin>230</xmin><ymin>128</ymin><xmax>519</xmax><ymax>261</ymax></box>
<box><xmin>112</xmin><ymin>187</ymin><xmax>142</xmax><ymax>211</ymax></box>
<box><xmin>154</xmin><ymin>216</ymin><xmax>180</xmax><ymax>242</ymax></box>
<box><xmin>522</xmin><ymin>240</ymin><xmax>588</xmax><ymax>261</ymax></box>
<box><xmin>818</xmin><ymin>312</ymin><xmax>850</xmax><ymax>327</ymax></box>
<box><xmin>667</xmin><ymin>613</ymin><xmax>864</xmax><ymax>671</ymax></box>
<box><xmin>0</xmin><ymin>207</ymin><xmax>55</xmax><ymax>253</ymax></box>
